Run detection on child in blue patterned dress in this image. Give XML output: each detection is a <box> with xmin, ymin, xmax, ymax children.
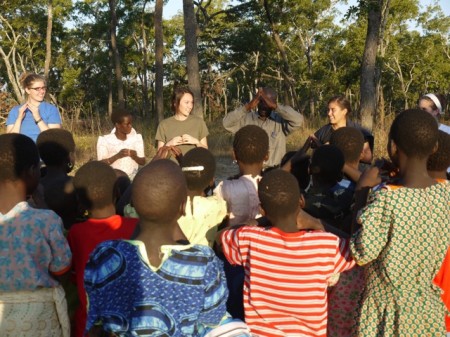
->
<box><xmin>84</xmin><ymin>159</ymin><xmax>229</xmax><ymax>336</ymax></box>
<box><xmin>0</xmin><ymin>133</ymin><xmax>72</xmax><ymax>337</ymax></box>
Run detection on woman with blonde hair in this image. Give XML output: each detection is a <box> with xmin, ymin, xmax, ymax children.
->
<box><xmin>6</xmin><ymin>73</ymin><xmax>61</xmax><ymax>142</ymax></box>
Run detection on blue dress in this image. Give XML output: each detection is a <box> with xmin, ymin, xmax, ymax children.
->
<box><xmin>84</xmin><ymin>240</ymin><xmax>228</xmax><ymax>336</ymax></box>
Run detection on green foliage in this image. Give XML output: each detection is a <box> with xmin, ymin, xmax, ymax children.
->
<box><xmin>0</xmin><ymin>0</ymin><xmax>448</xmax><ymax>126</ymax></box>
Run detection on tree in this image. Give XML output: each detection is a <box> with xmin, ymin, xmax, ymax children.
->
<box><xmin>155</xmin><ymin>0</ymin><xmax>164</xmax><ymax>122</ymax></box>
<box><xmin>44</xmin><ymin>0</ymin><xmax>53</xmax><ymax>80</ymax></box>
<box><xmin>359</xmin><ymin>0</ymin><xmax>390</xmax><ymax>131</ymax></box>
<box><xmin>109</xmin><ymin>0</ymin><xmax>125</xmax><ymax>109</ymax></box>
<box><xmin>183</xmin><ymin>0</ymin><xmax>203</xmax><ymax>118</ymax></box>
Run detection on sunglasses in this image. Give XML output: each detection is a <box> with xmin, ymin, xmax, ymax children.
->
<box><xmin>29</xmin><ymin>86</ymin><xmax>47</xmax><ymax>91</ymax></box>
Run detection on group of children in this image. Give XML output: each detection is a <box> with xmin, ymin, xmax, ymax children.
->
<box><xmin>0</xmin><ymin>102</ymin><xmax>449</xmax><ymax>337</ymax></box>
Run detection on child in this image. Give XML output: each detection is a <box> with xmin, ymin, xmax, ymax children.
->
<box><xmin>0</xmin><ymin>133</ymin><xmax>72</xmax><ymax>336</ymax></box>
<box><xmin>179</xmin><ymin>147</ymin><xmax>227</xmax><ymax>246</ymax></box>
<box><xmin>36</xmin><ymin>128</ymin><xmax>78</xmax><ymax>228</ymax></box>
<box><xmin>329</xmin><ymin>126</ymin><xmax>365</xmax><ymax>183</ymax></box>
<box><xmin>97</xmin><ymin>108</ymin><xmax>145</xmax><ymax>179</ymax></box>
<box><xmin>304</xmin><ymin>145</ymin><xmax>353</xmax><ymax>232</ymax></box>
<box><xmin>220</xmin><ymin>169</ymin><xmax>355</xmax><ymax>337</ymax></box>
<box><xmin>214</xmin><ymin>124</ymin><xmax>269</xmax><ymax>225</ymax></box>
<box><xmin>427</xmin><ymin>130</ymin><xmax>450</xmax><ymax>180</ymax></box>
<box><xmin>350</xmin><ymin>109</ymin><xmax>450</xmax><ymax>336</ymax></box>
<box><xmin>84</xmin><ymin>159</ymin><xmax>228</xmax><ymax>336</ymax></box>
<box><xmin>67</xmin><ymin>161</ymin><xmax>138</xmax><ymax>337</ymax></box>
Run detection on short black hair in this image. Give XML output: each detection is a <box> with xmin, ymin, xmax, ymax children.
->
<box><xmin>37</xmin><ymin>129</ymin><xmax>75</xmax><ymax>167</ymax></box>
<box><xmin>180</xmin><ymin>147</ymin><xmax>216</xmax><ymax>191</ymax></box>
<box><xmin>111</xmin><ymin>109</ymin><xmax>132</xmax><ymax>124</ymax></box>
<box><xmin>0</xmin><ymin>133</ymin><xmax>40</xmax><ymax>182</ymax></box>
<box><xmin>310</xmin><ymin>145</ymin><xmax>344</xmax><ymax>184</ymax></box>
<box><xmin>132</xmin><ymin>159</ymin><xmax>187</xmax><ymax>222</ymax></box>
<box><xmin>428</xmin><ymin>130</ymin><xmax>450</xmax><ymax>172</ymax></box>
<box><xmin>329</xmin><ymin>127</ymin><xmax>364</xmax><ymax>163</ymax></box>
<box><xmin>73</xmin><ymin>161</ymin><xmax>117</xmax><ymax>211</ymax></box>
<box><xmin>233</xmin><ymin>125</ymin><xmax>269</xmax><ymax>164</ymax></box>
<box><xmin>389</xmin><ymin>109</ymin><xmax>438</xmax><ymax>158</ymax></box>
<box><xmin>258</xmin><ymin>169</ymin><xmax>300</xmax><ymax>219</ymax></box>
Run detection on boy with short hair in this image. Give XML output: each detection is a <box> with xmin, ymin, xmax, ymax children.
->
<box><xmin>214</xmin><ymin>124</ymin><xmax>269</xmax><ymax>225</ymax></box>
<box><xmin>84</xmin><ymin>159</ymin><xmax>228</xmax><ymax>336</ymax></box>
<box><xmin>67</xmin><ymin>161</ymin><xmax>138</xmax><ymax>337</ymax></box>
<box><xmin>220</xmin><ymin>169</ymin><xmax>354</xmax><ymax>337</ymax></box>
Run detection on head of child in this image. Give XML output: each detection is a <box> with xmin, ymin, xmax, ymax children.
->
<box><xmin>73</xmin><ymin>161</ymin><xmax>118</xmax><ymax>216</ymax></box>
<box><xmin>427</xmin><ymin>130</ymin><xmax>450</xmax><ymax>179</ymax></box>
<box><xmin>309</xmin><ymin>145</ymin><xmax>345</xmax><ymax>187</ymax></box>
<box><xmin>0</xmin><ymin>133</ymin><xmax>40</xmax><ymax>197</ymax></box>
<box><xmin>329</xmin><ymin>127</ymin><xmax>364</xmax><ymax>169</ymax></box>
<box><xmin>171</xmin><ymin>87</ymin><xmax>194</xmax><ymax>119</ymax></box>
<box><xmin>258</xmin><ymin>169</ymin><xmax>302</xmax><ymax>230</ymax></box>
<box><xmin>20</xmin><ymin>72</ymin><xmax>47</xmax><ymax>102</ymax></box>
<box><xmin>280</xmin><ymin>151</ymin><xmax>311</xmax><ymax>190</ymax></box>
<box><xmin>418</xmin><ymin>93</ymin><xmax>446</xmax><ymax>120</ymax></box>
<box><xmin>111</xmin><ymin>109</ymin><xmax>133</xmax><ymax>138</ymax></box>
<box><xmin>37</xmin><ymin>129</ymin><xmax>76</xmax><ymax>173</ymax></box>
<box><xmin>131</xmin><ymin>159</ymin><xmax>187</xmax><ymax>229</ymax></box>
<box><xmin>327</xmin><ymin>95</ymin><xmax>351</xmax><ymax>129</ymax></box>
<box><xmin>388</xmin><ymin>109</ymin><xmax>438</xmax><ymax>173</ymax></box>
<box><xmin>180</xmin><ymin>147</ymin><xmax>216</xmax><ymax>195</ymax></box>
<box><xmin>233</xmin><ymin>125</ymin><xmax>269</xmax><ymax>175</ymax></box>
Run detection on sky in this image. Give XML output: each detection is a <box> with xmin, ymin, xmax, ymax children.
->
<box><xmin>163</xmin><ymin>0</ymin><xmax>450</xmax><ymax>20</ymax></box>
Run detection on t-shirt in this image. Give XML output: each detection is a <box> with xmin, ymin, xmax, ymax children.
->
<box><xmin>214</xmin><ymin>174</ymin><xmax>261</xmax><ymax>226</ymax></box>
<box><xmin>6</xmin><ymin>102</ymin><xmax>62</xmax><ymax>142</ymax></box>
<box><xmin>85</xmin><ymin>240</ymin><xmax>228</xmax><ymax>336</ymax></box>
<box><xmin>97</xmin><ymin>128</ymin><xmax>145</xmax><ymax>178</ymax></box>
<box><xmin>314</xmin><ymin>120</ymin><xmax>374</xmax><ymax>151</ymax></box>
<box><xmin>220</xmin><ymin>226</ymin><xmax>355</xmax><ymax>337</ymax></box>
<box><xmin>67</xmin><ymin>215</ymin><xmax>138</xmax><ymax>337</ymax></box>
<box><xmin>0</xmin><ymin>201</ymin><xmax>71</xmax><ymax>291</ymax></box>
<box><xmin>178</xmin><ymin>195</ymin><xmax>227</xmax><ymax>247</ymax></box>
<box><xmin>155</xmin><ymin>115</ymin><xmax>209</xmax><ymax>156</ymax></box>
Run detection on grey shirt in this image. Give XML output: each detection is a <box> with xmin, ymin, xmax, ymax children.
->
<box><xmin>223</xmin><ymin>105</ymin><xmax>304</xmax><ymax>167</ymax></box>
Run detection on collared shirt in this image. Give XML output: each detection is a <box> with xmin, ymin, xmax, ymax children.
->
<box><xmin>223</xmin><ymin>105</ymin><xmax>303</xmax><ymax>167</ymax></box>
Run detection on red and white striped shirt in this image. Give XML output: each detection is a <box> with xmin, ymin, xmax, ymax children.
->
<box><xmin>221</xmin><ymin>226</ymin><xmax>355</xmax><ymax>337</ymax></box>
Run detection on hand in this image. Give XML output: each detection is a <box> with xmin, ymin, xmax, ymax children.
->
<box><xmin>166</xmin><ymin>136</ymin><xmax>183</xmax><ymax>146</ymax></box>
<box><xmin>26</xmin><ymin>101</ymin><xmax>40</xmax><ymax>120</ymax></box>
<box><xmin>181</xmin><ymin>134</ymin><xmax>199</xmax><ymax>145</ymax></box>
<box><xmin>296</xmin><ymin>209</ymin><xmax>325</xmax><ymax>231</ymax></box>
<box><xmin>128</xmin><ymin>149</ymin><xmax>137</xmax><ymax>159</ymax></box>
<box><xmin>117</xmin><ymin>149</ymin><xmax>130</xmax><ymax>158</ymax></box>
<box><xmin>258</xmin><ymin>88</ymin><xmax>277</xmax><ymax>110</ymax></box>
<box><xmin>152</xmin><ymin>146</ymin><xmax>183</xmax><ymax>163</ymax></box>
<box><xmin>244</xmin><ymin>94</ymin><xmax>260</xmax><ymax>112</ymax></box>
<box><xmin>374</xmin><ymin>157</ymin><xmax>399</xmax><ymax>180</ymax></box>
<box><xmin>356</xmin><ymin>166</ymin><xmax>382</xmax><ymax>190</ymax></box>
<box><xmin>308</xmin><ymin>134</ymin><xmax>322</xmax><ymax>149</ymax></box>
<box><xmin>18</xmin><ymin>104</ymin><xmax>28</xmax><ymax>121</ymax></box>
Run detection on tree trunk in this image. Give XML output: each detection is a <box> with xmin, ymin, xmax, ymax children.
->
<box><xmin>44</xmin><ymin>0</ymin><xmax>52</xmax><ymax>80</ymax></box>
<box><xmin>155</xmin><ymin>0</ymin><xmax>164</xmax><ymax>123</ymax></box>
<box><xmin>109</xmin><ymin>0</ymin><xmax>125</xmax><ymax>109</ymax></box>
<box><xmin>183</xmin><ymin>0</ymin><xmax>203</xmax><ymax>118</ymax></box>
<box><xmin>359</xmin><ymin>0</ymin><xmax>384</xmax><ymax>131</ymax></box>
<box><xmin>263</xmin><ymin>0</ymin><xmax>300</xmax><ymax>110</ymax></box>
<box><xmin>141</xmin><ymin>0</ymin><xmax>150</xmax><ymax>117</ymax></box>
<box><xmin>108</xmin><ymin>49</ymin><xmax>113</xmax><ymax>116</ymax></box>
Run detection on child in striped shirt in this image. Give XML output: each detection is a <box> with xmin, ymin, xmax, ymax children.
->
<box><xmin>219</xmin><ymin>169</ymin><xmax>355</xmax><ymax>337</ymax></box>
